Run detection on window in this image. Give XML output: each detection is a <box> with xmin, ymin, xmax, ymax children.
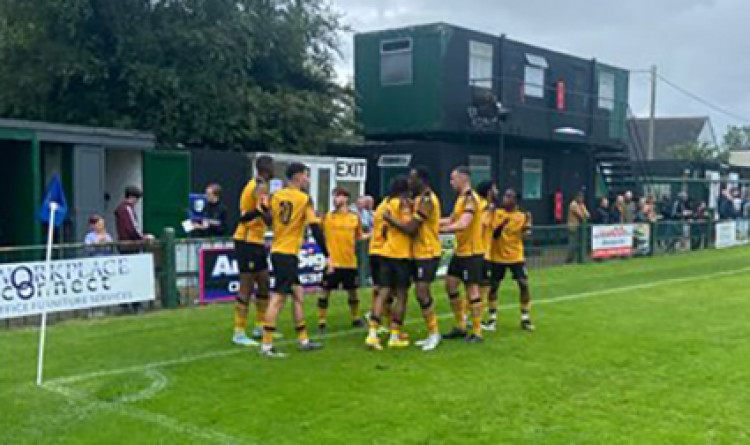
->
<box><xmin>522</xmin><ymin>159</ymin><xmax>543</xmax><ymax>200</ymax></box>
<box><xmin>598</xmin><ymin>71</ymin><xmax>615</xmax><ymax>111</ymax></box>
<box><xmin>469</xmin><ymin>155</ymin><xmax>492</xmax><ymax>185</ymax></box>
<box><xmin>469</xmin><ymin>41</ymin><xmax>493</xmax><ymax>89</ymax></box>
<box><xmin>381</xmin><ymin>38</ymin><xmax>412</xmax><ymax>86</ymax></box>
<box><xmin>524</xmin><ymin>54</ymin><xmax>548</xmax><ymax>98</ymax></box>
<box><xmin>377</xmin><ymin>154</ymin><xmax>412</xmax><ymax>168</ymax></box>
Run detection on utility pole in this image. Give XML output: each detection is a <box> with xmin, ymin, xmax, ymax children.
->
<box><xmin>648</xmin><ymin>64</ymin><xmax>657</xmax><ymax>160</ymax></box>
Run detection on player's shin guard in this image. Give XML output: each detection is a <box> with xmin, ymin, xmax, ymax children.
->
<box><xmin>262</xmin><ymin>324</ymin><xmax>276</xmax><ymax>345</ymax></box>
<box><xmin>420</xmin><ymin>296</ymin><xmax>439</xmax><ymax>336</ymax></box>
<box><xmin>348</xmin><ymin>298</ymin><xmax>360</xmax><ymax>321</ymax></box>
<box><xmin>470</xmin><ymin>297</ymin><xmax>483</xmax><ymax>336</ymax></box>
<box><xmin>368</xmin><ymin>315</ymin><xmax>381</xmax><ymax>339</ymax></box>
<box><xmin>234</xmin><ymin>301</ymin><xmax>249</xmax><ymax>333</ymax></box>
<box><xmin>317</xmin><ymin>298</ymin><xmax>329</xmax><ymax>329</ymax></box>
<box><xmin>296</xmin><ymin>321</ymin><xmax>309</xmax><ymax>344</ymax></box>
<box><xmin>255</xmin><ymin>295</ymin><xmax>269</xmax><ymax>329</ymax></box>
<box><xmin>449</xmin><ymin>292</ymin><xmax>465</xmax><ymax>330</ymax></box>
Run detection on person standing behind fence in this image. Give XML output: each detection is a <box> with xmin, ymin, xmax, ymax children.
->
<box><xmin>610</xmin><ymin>195</ymin><xmax>625</xmax><ymax>224</ymax></box>
<box><xmin>623</xmin><ymin>191</ymin><xmax>637</xmax><ymax>223</ymax></box>
<box><xmin>566</xmin><ymin>191</ymin><xmax>589</xmax><ymax>264</ymax></box>
<box><xmin>193</xmin><ymin>184</ymin><xmax>227</xmax><ymax>238</ymax></box>
<box><xmin>592</xmin><ymin>197</ymin><xmax>609</xmax><ymax>224</ymax></box>
<box><xmin>356</xmin><ymin>195</ymin><xmax>375</xmax><ymax>234</ymax></box>
<box><xmin>114</xmin><ymin>186</ymin><xmax>152</xmax><ymax>314</ymax></box>
<box><xmin>85</xmin><ymin>214</ymin><xmax>114</xmax><ymax>256</ymax></box>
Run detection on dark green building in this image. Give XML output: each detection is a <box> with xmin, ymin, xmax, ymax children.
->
<box><xmin>331</xmin><ymin>23</ymin><xmax>641</xmax><ymax>223</ymax></box>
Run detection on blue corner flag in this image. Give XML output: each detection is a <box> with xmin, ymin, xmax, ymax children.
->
<box><xmin>38</xmin><ymin>174</ymin><xmax>69</xmax><ymax>227</ymax></box>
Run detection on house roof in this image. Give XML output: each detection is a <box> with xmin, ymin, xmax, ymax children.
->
<box><xmin>0</xmin><ymin>118</ymin><xmax>155</xmax><ymax>150</ymax></box>
<box><xmin>630</xmin><ymin>116</ymin><xmax>712</xmax><ymax>160</ymax></box>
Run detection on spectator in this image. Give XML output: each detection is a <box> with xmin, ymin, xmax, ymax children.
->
<box><xmin>671</xmin><ymin>192</ymin><xmax>693</xmax><ymax>220</ymax></box>
<box><xmin>193</xmin><ymin>183</ymin><xmax>228</xmax><ymax>238</ymax></box>
<box><xmin>743</xmin><ymin>190</ymin><xmax>750</xmax><ymax>219</ymax></box>
<box><xmin>84</xmin><ymin>214</ymin><xmax>114</xmax><ymax>256</ymax></box>
<box><xmin>623</xmin><ymin>191</ymin><xmax>637</xmax><ymax>223</ymax></box>
<box><xmin>659</xmin><ymin>194</ymin><xmax>673</xmax><ymax>221</ymax></box>
<box><xmin>732</xmin><ymin>188</ymin><xmax>743</xmax><ymax>217</ymax></box>
<box><xmin>593</xmin><ymin>197</ymin><xmax>610</xmax><ymax>224</ymax></box>
<box><xmin>566</xmin><ymin>191</ymin><xmax>590</xmax><ymax>264</ymax></box>
<box><xmin>610</xmin><ymin>195</ymin><xmax>625</xmax><ymax>224</ymax></box>
<box><xmin>634</xmin><ymin>197</ymin><xmax>649</xmax><ymax>223</ymax></box>
<box><xmin>114</xmin><ymin>186</ymin><xmax>152</xmax><ymax>314</ymax></box>
<box><xmin>718</xmin><ymin>189</ymin><xmax>735</xmax><ymax>220</ymax></box>
<box><xmin>356</xmin><ymin>195</ymin><xmax>375</xmax><ymax>233</ymax></box>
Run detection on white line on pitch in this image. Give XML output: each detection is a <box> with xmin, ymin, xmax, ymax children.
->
<box><xmin>47</xmin><ymin>265</ymin><xmax>750</xmax><ymax>386</ymax></box>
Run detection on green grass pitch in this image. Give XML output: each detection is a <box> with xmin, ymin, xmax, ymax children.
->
<box><xmin>1</xmin><ymin>246</ymin><xmax>749</xmax><ymax>444</ymax></box>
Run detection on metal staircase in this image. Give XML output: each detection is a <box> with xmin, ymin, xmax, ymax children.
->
<box><xmin>593</xmin><ymin>107</ymin><xmax>653</xmax><ymax>196</ymax></box>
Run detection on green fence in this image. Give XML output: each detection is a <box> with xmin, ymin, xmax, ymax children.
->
<box><xmin>2</xmin><ymin>220</ymin><xmax>749</xmax><ymax>328</ymax></box>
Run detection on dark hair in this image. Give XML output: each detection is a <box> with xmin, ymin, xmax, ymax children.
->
<box><xmin>125</xmin><ymin>186</ymin><xmax>142</xmax><ymax>199</ymax></box>
<box><xmin>286</xmin><ymin>162</ymin><xmax>308</xmax><ymax>179</ymax></box>
<box><xmin>389</xmin><ymin>176</ymin><xmax>409</xmax><ymax>197</ymax></box>
<box><xmin>453</xmin><ymin>166</ymin><xmax>471</xmax><ymax>177</ymax></box>
<box><xmin>333</xmin><ymin>187</ymin><xmax>350</xmax><ymax>197</ymax></box>
<box><xmin>256</xmin><ymin>155</ymin><xmax>274</xmax><ymax>175</ymax></box>
<box><xmin>207</xmin><ymin>183</ymin><xmax>222</xmax><ymax>198</ymax></box>
<box><xmin>505</xmin><ymin>188</ymin><xmax>519</xmax><ymax>202</ymax></box>
<box><xmin>412</xmin><ymin>166</ymin><xmax>431</xmax><ymax>185</ymax></box>
<box><xmin>88</xmin><ymin>214</ymin><xmax>103</xmax><ymax>225</ymax></box>
<box><xmin>476</xmin><ymin>180</ymin><xmax>495</xmax><ymax>199</ymax></box>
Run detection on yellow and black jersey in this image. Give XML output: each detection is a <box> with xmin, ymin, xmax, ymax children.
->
<box><xmin>269</xmin><ymin>187</ymin><xmax>319</xmax><ymax>255</ymax></box>
<box><xmin>479</xmin><ymin>197</ymin><xmax>494</xmax><ymax>260</ymax></box>
<box><xmin>488</xmin><ymin>208</ymin><xmax>531</xmax><ymax>264</ymax></box>
<box><xmin>413</xmin><ymin>190</ymin><xmax>442</xmax><ymax>260</ymax></box>
<box><xmin>322</xmin><ymin>209</ymin><xmax>362</xmax><ymax>269</ymax></box>
<box><xmin>233</xmin><ymin>178</ymin><xmax>268</xmax><ymax>244</ymax></box>
<box><xmin>451</xmin><ymin>189</ymin><xmax>484</xmax><ymax>257</ymax></box>
<box><xmin>369</xmin><ymin>201</ymin><xmax>388</xmax><ymax>256</ymax></box>
<box><xmin>381</xmin><ymin>196</ymin><xmax>413</xmax><ymax>260</ymax></box>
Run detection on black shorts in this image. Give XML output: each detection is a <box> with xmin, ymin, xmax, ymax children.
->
<box><xmin>380</xmin><ymin>257</ymin><xmax>412</xmax><ymax>290</ymax></box>
<box><xmin>490</xmin><ymin>262</ymin><xmax>528</xmax><ymax>283</ymax></box>
<box><xmin>480</xmin><ymin>260</ymin><xmax>492</xmax><ymax>287</ymax></box>
<box><xmin>234</xmin><ymin>241</ymin><xmax>269</xmax><ymax>274</ymax></box>
<box><xmin>447</xmin><ymin>255</ymin><xmax>484</xmax><ymax>285</ymax></box>
<box><xmin>412</xmin><ymin>258</ymin><xmax>440</xmax><ymax>283</ymax></box>
<box><xmin>270</xmin><ymin>253</ymin><xmax>300</xmax><ymax>295</ymax></box>
<box><xmin>369</xmin><ymin>255</ymin><xmax>382</xmax><ymax>287</ymax></box>
<box><xmin>323</xmin><ymin>268</ymin><xmax>359</xmax><ymax>290</ymax></box>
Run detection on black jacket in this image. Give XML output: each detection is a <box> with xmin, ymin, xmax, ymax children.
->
<box><xmin>194</xmin><ymin>201</ymin><xmax>228</xmax><ymax>238</ymax></box>
<box><xmin>593</xmin><ymin>206</ymin><xmax>610</xmax><ymax>224</ymax></box>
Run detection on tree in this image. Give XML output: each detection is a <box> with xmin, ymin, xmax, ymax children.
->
<box><xmin>0</xmin><ymin>0</ymin><xmax>353</xmax><ymax>153</ymax></box>
<box><xmin>667</xmin><ymin>142</ymin><xmax>729</xmax><ymax>163</ymax></box>
<box><xmin>722</xmin><ymin>125</ymin><xmax>750</xmax><ymax>151</ymax></box>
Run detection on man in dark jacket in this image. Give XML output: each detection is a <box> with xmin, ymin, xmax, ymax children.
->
<box><xmin>193</xmin><ymin>183</ymin><xmax>228</xmax><ymax>238</ymax></box>
<box><xmin>593</xmin><ymin>197</ymin><xmax>610</xmax><ymax>224</ymax></box>
<box><xmin>114</xmin><ymin>186</ymin><xmax>152</xmax><ymax>313</ymax></box>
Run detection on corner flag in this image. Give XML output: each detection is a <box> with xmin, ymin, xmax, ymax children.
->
<box><xmin>38</xmin><ymin>174</ymin><xmax>68</xmax><ymax>227</ymax></box>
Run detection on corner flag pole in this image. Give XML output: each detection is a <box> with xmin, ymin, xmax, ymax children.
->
<box><xmin>36</xmin><ymin>202</ymin><xmax>58</xmax><ymax>386</ymax></box>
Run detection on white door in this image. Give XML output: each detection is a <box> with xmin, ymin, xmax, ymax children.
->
<box><xmin>310</xmin><ymin>164</ymin><xmax>334</xmax><ymax>214</ymax></box>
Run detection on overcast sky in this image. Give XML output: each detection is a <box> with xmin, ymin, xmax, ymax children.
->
<box><xmin>329</xmin><ymin>0</ymin><xmax>750</xmax><ymax>140</ymax></box>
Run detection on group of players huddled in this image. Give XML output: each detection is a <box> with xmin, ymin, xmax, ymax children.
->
<box><xmin>231</xmin><ymin>155</ymin><xmax>533</xmax><ymax>358</ymax></box>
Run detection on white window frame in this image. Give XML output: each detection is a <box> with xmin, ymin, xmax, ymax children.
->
<box><xmin>523</xmin><ymin>54</ymin><xmax>548</xmax><ymax>99</ymax></box>
<box><xmin>522</xmin><ymin>158</ymin><xmax>543</xmax><ymax>200</ymax></box>
<box><xmin>469</xmin><ymin>41</ymin><xmax>493</xmax><ymax>89</ymax></box>
<box><xmin>598</xmin><ymin>71</ymin><xmax>615</xmax><ymax>111</ymax></box>
<box><xmin>377</xmin><ymin>154</ymin><xmax>412</xmax><ymax>168</ymax></box>
<box><xmin>380</xmin><ymin>38</ymin><xmax>413</xmax><ymax>86</ymax></box>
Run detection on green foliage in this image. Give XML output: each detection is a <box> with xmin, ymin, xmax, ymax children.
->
<box><xmin>722</xmin><ymin>125</ymin><xmax>750</xmax><ymax>151</ymax></box>
<box><xmin>667</xmin><ymin>142</ymin><xmax>729</xmax><ymax>163</ymax></box>
<box><xmin>0</xmin><ymin>0</ymin><xmax>353</xmax><ymax>153</ymax></box>
<box><xmin>1</xmin><ymin>247</ymin><xmax>750</xmax><ymax>442</ymax></box>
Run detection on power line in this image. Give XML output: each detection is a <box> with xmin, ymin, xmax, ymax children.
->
<box><xmin>656</xmin><ymin>73</ymin><xmax>750</xmax><ymax>124</ymax></box>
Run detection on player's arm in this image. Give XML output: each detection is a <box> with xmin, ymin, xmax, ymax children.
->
<box><xmin>305</xmin><ymin>200</ymin><xmax>330</xmax><ymax>258</ymax></box>
<box><xmin>441</xmin><ymin>196</ymin><xmax>475</xmax><ymax>233</ymax></box>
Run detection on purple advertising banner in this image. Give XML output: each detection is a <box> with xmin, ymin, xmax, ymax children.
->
<box><xmin>199</xmin><ymin>241</ymin><xmax>327</xmax><ymax>304</ymax></box>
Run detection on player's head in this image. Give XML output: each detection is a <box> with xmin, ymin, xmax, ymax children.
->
<box><xmin>476</xmin><ymin>180</ymin><xmax>497</xmax><ymax>203</ymax></box>
<box><xmin>333</xmin><ymin>188</ymin><xmax>350</xmax><ymax>209</ymax></box>
<box><xmin>389</xmin><ymin>175</ymin><xmax>410</xmax><ymax>198</ymax></box>
<box><xmin>502</xmin><ymin>188</ymin><xmax>518</xmax><ymax>209</ymax></box>
<box><xmin>409</xmin><ymin>166</ymin><xmax>431</xmax><ymax>194</ymax></box>
<box><xmin>205</xmin><ymin>183</ymin><xmax>221</xmax><ymax>204</ymax></box>
<box><xmin>450</xmin><ymin>166</ymin><xmax>471</xmax><ymax>192</ymax></box>
<box><xmin>286</xmin><ymin>162</ymin><xmax>310</xmax><ymax>190</ymax></box>
<box><xmin>255</xmin><ymin>155</ymin><xmax>274</xmax><ymax>180</ymax></box>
